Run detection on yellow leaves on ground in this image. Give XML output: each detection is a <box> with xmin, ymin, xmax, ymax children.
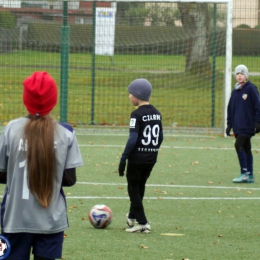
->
<box><xmin>161</xmin><ymin>233</ymin><xmax>185</xmax><ymax>236</ymax></box>
<box><xmin>154</xmin><ymin>189</ymin><xmax>167</xmax><ymax>194</ymax></box>
<box><xmin>154</xmin><ymin>189</ymin><xmax>168</xmax><ymax>200</ymax></box>
<box><xmin>191</xmin><ymin>161</ymin><xmax>199</xmax><ymax>165</ymax></box>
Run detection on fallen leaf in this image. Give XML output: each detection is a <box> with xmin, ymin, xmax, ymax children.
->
<box><xmin>192</xmin><ymin>161</ymin><xmax>199</xmax><ymax>165</ymax></box>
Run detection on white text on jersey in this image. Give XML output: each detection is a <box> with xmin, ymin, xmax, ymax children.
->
<box><xmin>18</xmin><ymin>139</ymin><xmax>57</xmax><ymax>151</ymax></box>
<box><xmin>142</xmin><ymin>114</ymin><xmax>161</xmax><ymax>122</ymax></box>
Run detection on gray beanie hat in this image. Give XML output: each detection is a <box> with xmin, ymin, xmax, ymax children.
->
<box><xmin>235</xmin><ymin>64</ymin><xmax>249</xmax><ymax>79</ymax></box>
<box><xmin>128</xmin><ymin>79</ymin><xmax>152</xmax><ymax>101</ymax></box>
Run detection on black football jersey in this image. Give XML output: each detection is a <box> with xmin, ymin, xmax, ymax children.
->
<box><xmin>128</xmin><ymin>104</ymin><xmax>163</xmax><ymax>163</ymax></box>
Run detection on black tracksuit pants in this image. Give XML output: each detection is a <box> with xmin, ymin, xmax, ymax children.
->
<box><xmin>126</xmin><ymin>162</ymin><xmax>155</xmax><ymax>225</ymax></box>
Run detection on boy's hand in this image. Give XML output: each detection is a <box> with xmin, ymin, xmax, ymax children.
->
<box><xmin>255</xmin><ymin>123</ymin><xmax>260</xmax><ymax>133</ymax></box>
<box><xmin>118</xmin><ymin>161</ymin><xmax>126</xmax><ymax>177</ymax></box>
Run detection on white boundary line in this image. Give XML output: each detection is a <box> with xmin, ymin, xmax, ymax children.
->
<box><xmin>77</xmin><ymin>182</ymin><xmax>260</xmax><ymax>190</ymax></box>
<box><xmin>72</xmin><ymin>182</ymin><xmax>260</xmax><ymax>199</ymax></box>
<box><xmin>78</xmin><ymin>144</ymin><xmax>235</xmax><ymax>150</ymax></box>
<box><xmin>78</xmin><ymin>144</ymin><xmax>260</xmax><ymax>151</ymax></box>
<box><xmin>66</xmin><ymin>196</ymin><xmax>260</xmax><ymax>200</ymax></box>
<box><xmin>0</xmin><ymin>195</ymin><xmax>257</xmax><ymax>200</ymax></box>
<box><xmin>75</xmin><ymin>131</ymin><xmax>260</xmax><ymax>139</ymax></box>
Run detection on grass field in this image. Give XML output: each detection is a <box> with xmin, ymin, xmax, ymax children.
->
<box><xmin>1</xmin><ymin>51</ymin><xmax>260</xmax><ymax>128</ymax></box>
<box><xmin>13</xmin><ymin>130</ymin><xmax>260</xmax><ymax>259</ymax></box>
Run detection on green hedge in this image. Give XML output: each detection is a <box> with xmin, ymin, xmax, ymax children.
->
<box><xmin>233</xmin><ymin>28</ymin><xmax>260</xmax><ymax>55</ymax></box>
<box><xmin>26</xmin><ymin>23</ymin><xmax>189</xmax><ymax>53</ymax></box>
<box><xmin>0</xmin><ymin>10</ymin><xmax>16</xmax><ymax>29</ymax></box>
<box><xmin>24</xmin><ymin>22</ymin><xmax>260</xmax><ymax>56</ymax></box>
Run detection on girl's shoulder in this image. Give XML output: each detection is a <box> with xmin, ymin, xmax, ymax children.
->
<box><xmin>58</xmin><ymin>122</ymin><xmax>74</xmax><ymax>133</ymax></box>
<box><xmin>4</xmin><ymin>117</ymin><xmax>27</xmax><ymax>131</ymax></box>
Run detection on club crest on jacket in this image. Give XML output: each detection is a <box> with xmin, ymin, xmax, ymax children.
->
<box><xmin>242</xmin><ymin>94</ymin><xmax>248</xmax><ymax>100</ymax></box>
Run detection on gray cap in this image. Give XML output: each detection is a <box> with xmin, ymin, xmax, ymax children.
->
<box><xmin>128</xmin><ymin>79</ymin><xmax>152</xmax><ymax>101</ymax></box>
<box><xmin>235</xmin><ymin>64</ymin><xmax>249</xmax><ymax>79</ymax></box>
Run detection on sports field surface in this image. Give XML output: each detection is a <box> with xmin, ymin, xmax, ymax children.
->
<box><xmin>2</xmin><ymin>129</ymin><xmax>260</xmax><ymax>260</ymax></box>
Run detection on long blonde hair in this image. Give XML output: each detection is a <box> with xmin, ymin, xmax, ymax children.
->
<box><xmin>24</xmin><ymin>115</ymin><xmax>56</xmax><ymax>208</ymax></box>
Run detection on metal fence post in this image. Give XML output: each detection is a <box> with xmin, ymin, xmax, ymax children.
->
<box><xmin>60</xmin><ymin>1</ymin><xmax>70</xmax><ymax>123</ymax></box>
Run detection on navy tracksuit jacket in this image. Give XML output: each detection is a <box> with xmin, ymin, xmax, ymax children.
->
<box><xmin>227</xmin><ymin>81</ymin><xmax>260</xmax><ymax>137</ymax></box>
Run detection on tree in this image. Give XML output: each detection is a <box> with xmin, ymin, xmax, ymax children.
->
<box><xmin>147</xmin><ymin>4</ymin><xmax>178</xmax><ymax>26</ymax></box>
<box><xmin>116</xmin><ymin>2</ymin><xmax>146</xmax><ymax>25</ymax></box>
<box><xmin>177</xmin><ymin>3</ymin><xmax>211</xmax><ymax>74</ymax></box>
<box><xmin>0</xmin><ymin>10</ymin><xmax>16</xmax><ymax>29</ymax></box>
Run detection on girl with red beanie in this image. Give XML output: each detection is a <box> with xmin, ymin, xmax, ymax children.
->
<box><xmin>0</xmin><ymin>71</ymin><xmax>83</xmax><ymax>260</ymax></box>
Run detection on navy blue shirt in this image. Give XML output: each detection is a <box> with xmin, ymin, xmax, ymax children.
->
<box><xmin>227</xmin><ymin>81</ymin><xmax>260</xmax><ymax>136</ymax></box>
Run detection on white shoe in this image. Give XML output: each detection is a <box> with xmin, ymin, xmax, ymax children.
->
<box><xmin>126</xmin><ymin>213</ymin><xmax>135</xmax><ymax>228</ymax></box>
<box><xmin>126</xmin><ymin>223</ymin><xmax>151</xmax><ymax>233</ymax></box>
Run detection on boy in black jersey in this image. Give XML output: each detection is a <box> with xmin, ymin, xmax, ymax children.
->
<box><xmin>118</xmin><ymin>78</ymin><xmax>163</xmax><ymax>233</ymax></box>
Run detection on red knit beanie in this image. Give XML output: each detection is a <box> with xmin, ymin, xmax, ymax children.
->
<box><xmin>23</xmin><ymin>71</ymin><xmax>58</xmax><ymax>116</ymax></box>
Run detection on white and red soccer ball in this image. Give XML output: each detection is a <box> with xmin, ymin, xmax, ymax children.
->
<box><xmin>88</xmin><ymin>204</ymin><xmax>112</xmax><ymax>229</ymax></box>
